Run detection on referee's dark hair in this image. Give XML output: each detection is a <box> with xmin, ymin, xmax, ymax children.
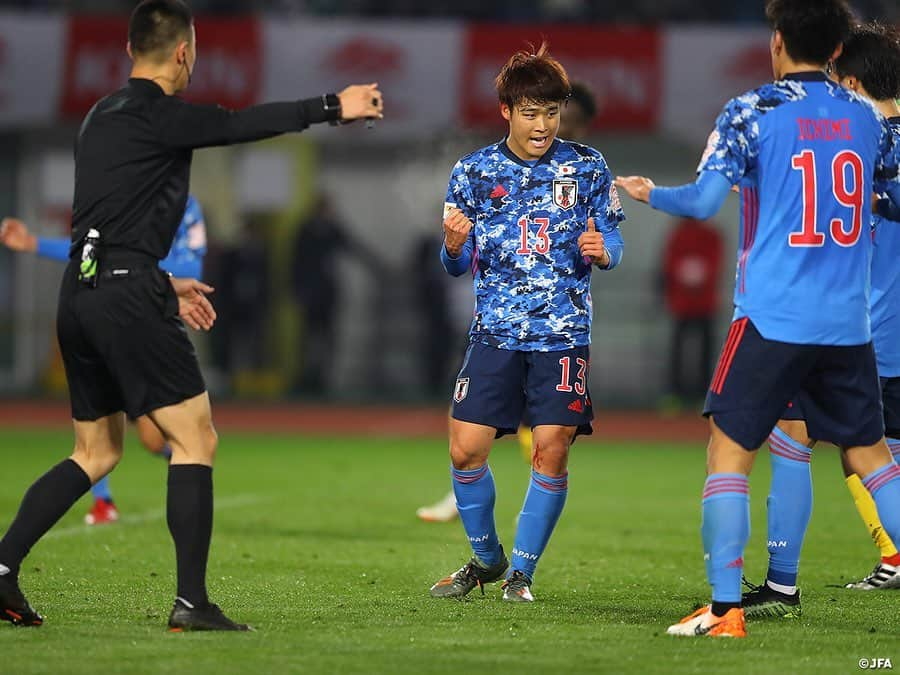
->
<box><xmin>129</xmin><ymin>0</ymin><xmax>193</xmax><ymax>61</ymax></box>
<box><xmin>833</xmin><ymin>22</ymin><xmax>900</xmax><ymax>101</ymax></box>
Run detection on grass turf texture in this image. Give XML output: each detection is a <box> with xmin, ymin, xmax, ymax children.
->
<box><xmin>0</xmin><ymin>428</ymin><xmax>895</xmax><ymax>674</ymax></box>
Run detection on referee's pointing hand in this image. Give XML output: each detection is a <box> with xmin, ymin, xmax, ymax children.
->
<box><xmin>338</xmin><ymin>83</ymin><xmax>384</xmax><ymax>122</ymax></box>
<box><xmin>170</xmin><ymin>277</ymin><xmax>216</xmax><ymax>331</ymax></box>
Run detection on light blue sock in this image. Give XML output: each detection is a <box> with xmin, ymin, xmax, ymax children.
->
<box><xmin>702</xmin><ymin>473</ymin><xmax>750</xmax><ymax>603</ymax></box>
<box><xmin>887</xmin><ymin>438</ymin><xmax>900</xmax><ymax>463</ymax></box>
<box><xmin>90</xmin><ymin>475</ymin><xmax>113</xmax><ymax>502</ymax></box>
<box><xmin>510</xmin><ymin>470</ymin><xmax>568</xmax><ymax>581</ymax></box>
<box><xmin>862</xmin><ymin>462</ymin><xmax>900</xmax><ymax>546</ymax></box>
<box><xmin>765</xmin><ymin>428</ymin><xmax>812</xmax><ymax>588</ymax></box>
<box><xmin>452</xmin><ymin>464</ymin><xmax>502</xmax><ymax>566</ymax></box>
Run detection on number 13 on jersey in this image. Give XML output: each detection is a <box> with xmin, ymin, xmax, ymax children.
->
<box><xmin>517</xmin><ymin>217</ymin><xmax>551</xmax><ymax>255</ymax></box>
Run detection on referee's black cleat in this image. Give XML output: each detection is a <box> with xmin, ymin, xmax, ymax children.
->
<box><xmin>167</xmin><ymin>597</ymin><xmax>252</xmax><ymax>632</ymax></box>
<box><xmin>0</xmin><ymin>575</ymin><xmax>43</xmax><ymax>627</ymax></box>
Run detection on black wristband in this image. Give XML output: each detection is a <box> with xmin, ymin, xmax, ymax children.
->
<box><xmin>299</xmin><ymin>95</ymin><xmax>340</xmax><ymax>126</ymax></box>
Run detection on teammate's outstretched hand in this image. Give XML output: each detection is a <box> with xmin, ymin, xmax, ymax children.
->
<box><xmin>443</xmin><ymin>207</ymin><xmax>473</xmax><ymax>257</ymax></box>
<box><xmin>614</xmin><ymin>176</ymin><xmax>655</xmax><ymax>204</ymax></box>
<box><xmin>170</xmin><ymin>277</ymin><xmax>216</xmax><ymax>331</ymax></box>
<box><xmin>0</xmin><ymin>217</ymin><xmax>37</xmax><ymax>253</ymax></box>
<box><xmin>338</xmin><ymin>83</ymin><xmax>384</xmax><ymax>122</ymax></box>
<box><xmin>578</xmin><ymin>217</ymin><xmax>609</xmax><ymax>267</ymax></box>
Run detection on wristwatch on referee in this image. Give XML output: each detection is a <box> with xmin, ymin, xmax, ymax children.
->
<box><xmin>323</xmin><ymin>93</ymin><xmax>342</xmax><ymax>125</ymax></box>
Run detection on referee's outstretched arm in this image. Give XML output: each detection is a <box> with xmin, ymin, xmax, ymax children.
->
<box><xmin>0</xmin><ymin>0</ymin><xmax>383</xmax><ymax>633</ymax></box>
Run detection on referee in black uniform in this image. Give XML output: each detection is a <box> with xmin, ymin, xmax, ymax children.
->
<box><xmin>0</xmin><ymin>0</ymin><xmax>383</xmax><ymax>631</ymax></box>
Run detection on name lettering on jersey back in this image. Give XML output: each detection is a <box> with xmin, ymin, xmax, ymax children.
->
<box><xmin>796</xmin><ymin>118</ymin><xmax>852</xmax><ymax>142</ymax></box>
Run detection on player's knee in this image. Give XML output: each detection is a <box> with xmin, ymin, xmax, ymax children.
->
<box><xmin>532</xmin><ymin>439</ymin><xmax>570</xmax><ymax>476</ymax></box>
<box><xmin>449</xmin><ymin>441</ymin><xmax>488</xmax><ymax>471</ymax></box>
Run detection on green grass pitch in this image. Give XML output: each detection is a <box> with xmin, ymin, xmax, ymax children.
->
<box><xmin>0</xmin><ymin>428</ymin><xmax>895</xmax><ymax>674</ymax></box>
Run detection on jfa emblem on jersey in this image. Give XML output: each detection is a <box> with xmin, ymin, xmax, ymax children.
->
<box><xmin>553</xmin><ymin>179</ymin><xmax>577</xmax><ymax>210</ymax></box>
<box><xmin>454</xmin><ymin>378</ymin><xmax>470</xmax><ymax>403</ymax></box>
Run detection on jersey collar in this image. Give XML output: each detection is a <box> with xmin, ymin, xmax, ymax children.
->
<box><xmin>499</xmin><ymin>137</ymin><xmax>560</xmax><ymax>168</ymax></box>
<box><xmin>128</xmin><ymin>78</ymin><xmax>166</xmax><ymax>96</ymax></box>
<box><xmin>781</xmin><ymin>71</ymin><xmax>828</xmax><ymax>82</ymax></box>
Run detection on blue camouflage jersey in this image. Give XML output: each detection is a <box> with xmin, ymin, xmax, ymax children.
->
<box><xmin>871</xmin><ymin>116</ymin><xmax>900</xmax><ymax>376</ymax></box>
<box><xmin>159</xmin><ymin>194</ymin><xmax>206</xmax><ymax>279</ymax></box>
<box><xmin>441</xmin><ymin>138</ymin><xmax>625</xmax><ymax>351</ymax></box>
<box><xmin>699</xmin><ymin>72</ymin><xmax>900</xmax><ymax>346</ymax></box>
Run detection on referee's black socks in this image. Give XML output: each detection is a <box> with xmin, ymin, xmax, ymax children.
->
<box><xmin>0</xmin><ymin>459</ymin><xmax>91</xmax><ymax>580</ymax></box>
<box><xmin>167</xmin><ymin>464</ymin><xmax>213</xmax><ymax>606</ymax></box>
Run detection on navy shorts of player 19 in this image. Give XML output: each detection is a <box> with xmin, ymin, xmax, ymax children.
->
<box><xmin>57</xmin><ymin>252</ymin><xmax>206</xmax><ymax>421</ymax></box>
<box><xmin>450</xmin><ymin>341</ymin><xmax>593</xmax><ymax>438</ymax></box>
<box><xmin>704</xmin><ymin>318</ymin><xmax>884</xmax><ymax>451</ymax></box>
<box><xmin>783</xmin><ymin>376</ymin><xmax>900</xmax><ymax>440</ymax></box>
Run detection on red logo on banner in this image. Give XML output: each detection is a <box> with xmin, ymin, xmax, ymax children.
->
<box><xmin>60</xmin><ymin>16</ymin><xmax>261</xmax><ymax>118</ymax></box>
<box><xmin>462</xmin><ymin>25</ymin><xmax>661</xmax><ymax>132</ymax></box>
<box><xmin>322</xmin><ymin>37</ymin><xmax>404</xmax><ymax>77</ymax></box>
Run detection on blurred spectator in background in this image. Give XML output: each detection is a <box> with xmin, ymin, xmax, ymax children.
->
<box><xmin>412</xmin><ymin>231</ymin><xmax>454</xmax><ymax>397</ymax></box>
<box><xmin>559</xmin><ymin>81</ymin><xmax>598</xmax><ymax>140</ymax></box>
<box><xmin>660</xmin><ymin>217</ymin><xmax>723</xmax><ymax>409</ymax></box>
<box><xmin>291</xmin><ymin>192</ymin><xmax>381</xmax><ymax>395</ymax></box>
<box><xmin>225</xmin><ymin>216</ymin><xmax>271</xmax><ymax>372</ymax></box>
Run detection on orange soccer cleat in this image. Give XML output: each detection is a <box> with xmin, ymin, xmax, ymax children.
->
<box><xmin>666</xmin><ymin>605</ymin><xmax>747</xmax><ymax>638</ymax></box>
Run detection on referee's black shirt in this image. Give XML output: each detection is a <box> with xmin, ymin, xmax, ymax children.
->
<box><xmin>70</xmin><ymin>78</ymin><xmax>332</xmax><ymax>261</ymax></box>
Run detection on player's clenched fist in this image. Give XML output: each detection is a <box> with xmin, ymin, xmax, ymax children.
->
<box><xmin>338</xmin><ymin>83</ymin><xmax>384</xmax><ymax>122</ymax></box>
<box><xmin>443</xmin><ymin>207</ymin><xmax>473</xmax><ymax>257</ymax></box>
<box><xmin>578</xmin><ymin>217</ymin><xmax>610</xmax><ymax>267</ymax></box>
<box><xmin>614</xmin><ymin>176</ymin><xmax>655</xmax><ymax>204</ymax></box>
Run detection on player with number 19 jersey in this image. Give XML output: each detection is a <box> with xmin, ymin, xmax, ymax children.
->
<box><xmin>443</xmin><ymin>138</ymin><xmax>625</xmax><ymax>352</ymax></box>
<box><xmin>700</xmin><ymin>72</ymin><xmax>900</xmax><ymax>346</ymax></box>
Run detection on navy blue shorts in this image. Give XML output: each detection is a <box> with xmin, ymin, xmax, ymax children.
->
<box><xmin>783</xmin><ymin>376</ymin><xmax>900</xmax><ymax>440</ymax></box>
<box><xmin>704</xmin><ymin>318</ymin><xmax>883</xmax><ymax>450</ymax></box>
<box><xmin>451</xmin><ymin>342</ymin><xmax>593</xmax><ymax>438</ymax></box>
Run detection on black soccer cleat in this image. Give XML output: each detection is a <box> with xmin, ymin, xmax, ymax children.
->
<box><xmin>0</xmin><ymin>575</ymin><xmax>43</xmax><ymax>627</ymax></box>
<box><xmin>167</xmin><ymin>597</ymin><xmax>252</xmax><ymax>632</ymax></box>
<box><xmin>430</xmin><ymin>547</ymin><xmax>510</xmax><ymax>599</ymax></box>
<box><xmin>741</xmin><ymin>577</ymin><xmax>801</xmax><ymax>619</ymax></box>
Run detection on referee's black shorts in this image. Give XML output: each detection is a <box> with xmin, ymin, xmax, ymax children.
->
<box><xmin>57</xmin><ymin>254</ymin><xmax>206</xmax><ymax>421</ymax></box>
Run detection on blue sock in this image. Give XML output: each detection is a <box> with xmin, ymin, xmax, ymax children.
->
<box><xmin>90</xmin><ymin>475</ymin><xmax>113</xmax><ymax>502</ymax></box>
<box><xmin>765</xmin><ymin>428</ymin><xmax>812</xmax><ymax>588</ymax></box>
<box><xmin>510</xmin><ymin>470</ymin><xmax>568</xmax><ymax>581</ymax></box>
<box><xmin>160</xmin><ymin>443</ymin><xmax>173</xmax><ymax>460</ymax></box>
<box><xmin>452</xmin><ymin>464</ymin><xmax>501</xmax><ymax>566</ymax></box>
<box><xmin>702</xmin><ymin>474</ymin><xmax>750</xmax><ymax>604</ymax></box>
<box><xmin>862</xmin><ymin>462</ymin><xmax>900</xmax><ymax>546</ymax></box>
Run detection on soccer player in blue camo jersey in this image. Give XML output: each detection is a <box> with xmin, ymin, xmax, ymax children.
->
<box><xmin>0</xmin><ymin>194</ymin><xmax>206</xmax><ymax>526</ymax></box>
<box><xmin>616</xmin><ymin>0</ymin><xmax>900</xmax><ymax>638</ymax></box>
<box><xmin>741</xmin><ymin>22</ymin><xmax>900</xmax><ymax>618</ymax></box>
<box><xmin>428</xmin><ymin>45</ymin><xmax>625</xmax><ymax>603</ymax></box>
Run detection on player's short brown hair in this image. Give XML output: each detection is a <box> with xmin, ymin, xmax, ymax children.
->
<box><xmin>495</xmin><ymin>42</ymin><xmax>571</xmax><ymax>109</ymax></box>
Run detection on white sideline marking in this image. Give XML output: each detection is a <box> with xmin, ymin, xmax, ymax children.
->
<box><xmin>46</xmin><ymin>494</ymin><xmax>265</xmax><ymax>539</ymax></box>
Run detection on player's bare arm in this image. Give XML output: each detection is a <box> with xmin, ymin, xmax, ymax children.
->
<box><xmin>614</xmin><ymin>176</ymin><xmax>655</xmax><ymax>203</ymax></box>
<box><xmin>442</xmin><ymin>207</ymin><xmax>472</xmax><ymax>257</ymax></box>
<box><xmin>578</xmin><ymin>217</ymin><xmax>609</xmax><ymax>267</ymax></box>
<box><xmin>0</xmin><ymin>217</ymin><xmax>38</xmax><ymax>253</ymax></box>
